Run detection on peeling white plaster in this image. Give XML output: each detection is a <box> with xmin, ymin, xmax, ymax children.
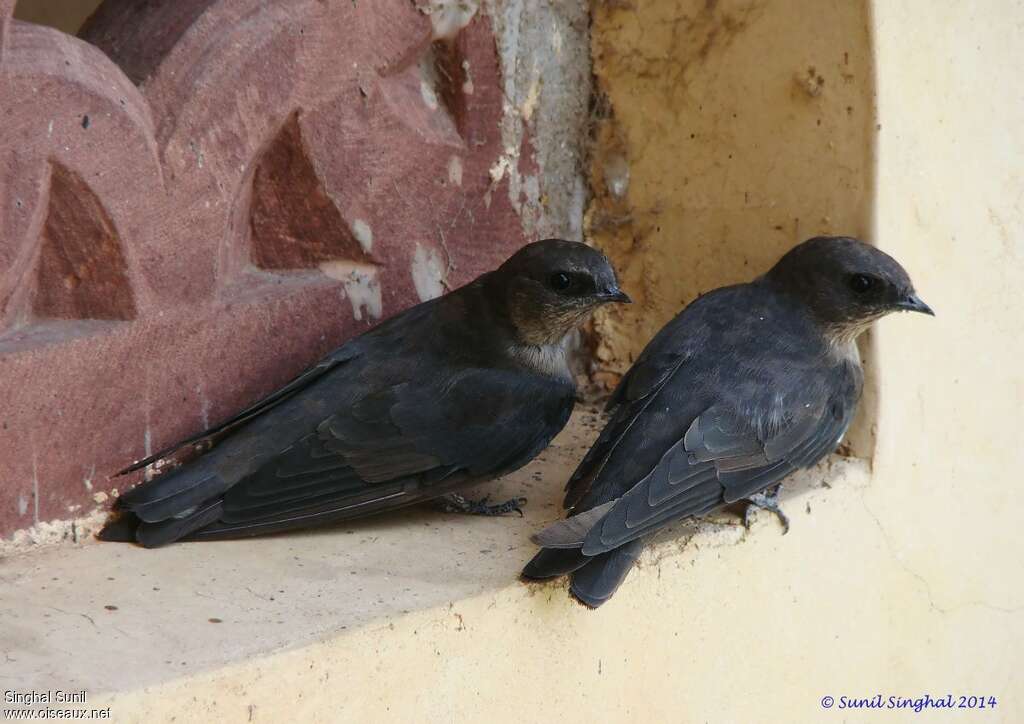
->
<box><xmin>447</xmin><ymin>156</ymin><xmax>463</xmax><ymax>186</ymax></box>
<box><xmin>483</xmin><ymin>0</ymin><xmax>591</xmax><ymax>239</ymax></box>
<box><xmin>485</xmin><ymin>3</ymin><xmax>532</xmax><ymax>222</ymax></box>
<box><xmin>0</xmin><ymin>506</ymin><xmax>111</xmax><ymax>556</ymax></box>
<box><xmin>417</xmin><ymin>48</ymin><xmax>442</xmax><ymax>112</ymax></box>
<box><xmin>351</xmin><ymin>219</ymin><xmax>374</xmax><ymax>253</ymax></box>
<box><xmin>489</xmin><ymin>150</ymin><xmax>515</xmax><ymax>185</ymax></box>
<box><xmin>461</xmin><ymin>59</ymin><xmax>474</xmax><ymax>95</ymax></box>
<box><xmin>344</xmin><ymin>272</ymin><xmax>383</xmax><ymax>321</ymax></box>
<box><xmin>420</xmin><ymin>77</ymin><xmax>440</xmax><ymax>111</ymax></box>
<box><xmin>425</xmin><ymin>0</ymin><xmax>480</xmax><ymax>41</ymax></box>
<box><xmin>411</xmin><ymin>244</ymin><xmax>446</xmax><ymax>301</ymax></box>
<box><xmin>17</xmin><ymin>494</ymin><xmax>28</xmax><ymax>517</ymax></box>
<box><xmin>320</xmin><ymin>262</ymin><xmax>383</xmax><ymax>322</ymax></box>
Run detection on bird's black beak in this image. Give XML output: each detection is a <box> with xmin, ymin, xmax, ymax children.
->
<box><xmin>598</xmin><ymin>287</ymin><xmax>632</xmax><ymax>304</ymax></box>
<box><xmin>895</xmin><ymin>293</ymin><xmax>934</xmax><ymax>316</ymax></box>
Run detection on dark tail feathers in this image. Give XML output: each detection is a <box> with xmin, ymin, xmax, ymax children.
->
<box><xmin>522</xmin><ymin>537</ymin><xmax>645</xmax><ymax>608</ymax></box>
<box><xmin>102</xmin><ymin>461</ymin><xmax>229</xmax><ymax>547</ymax></box>
<box><xmin>568</xmin><ymin>538</ymin><xmax>644</xmax><ymax>608</ymax></box>
<box><xmin>98</xmin><ymin>500</ymin><xmax>225</xmax><ymax>548</ymax></box>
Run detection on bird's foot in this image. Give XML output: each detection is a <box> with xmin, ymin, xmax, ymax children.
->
<box><xmin>744</xmin><ymin>484</ymin><xmax>790</xmax><ymax>534</ymax></box>
<box><xmin>436</xmin><ymin>493</ymin><xmax>527</xmax><ymax>517</ymax></box>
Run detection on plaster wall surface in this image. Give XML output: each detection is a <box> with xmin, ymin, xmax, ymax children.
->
<box><xmin>866</xmin><ymin>0</ymin><xmax>1024</xmax><ymax>693</ymax></box>
<box><xmin>584</xmin><ymin>0</ymin><xmax>1024</xmax><ymax>718</ymax></box>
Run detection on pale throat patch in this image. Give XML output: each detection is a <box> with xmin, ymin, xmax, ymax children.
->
<box><xmin>826</xmin><ymin>325</ymin><xmax>868</xmax><ymax>366</ymax></box>
<box><xmin>825</xmin><ymin>310</ymin><xmax>884</xmax><ymax>352</ymax></box>
<box><xmin>508</xmin><ymin>335</ymin><xmax>573</xmax><ymax>380</ymax></box>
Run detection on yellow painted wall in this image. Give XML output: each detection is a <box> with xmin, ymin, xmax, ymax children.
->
<box><xmin>584</xmin><ymin>0</ymin><xmax>1024</xmax><ymax>718</ymax></box>
<box><xmin>867</xmin><ymin>0</ymin><xmax>1024</xmax><ymax>695</ymax></box>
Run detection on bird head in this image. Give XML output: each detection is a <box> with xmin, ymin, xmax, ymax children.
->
<box><xmin>491</xmin><ymin>239</ymin><xmax>630</xmax><ymax>346</ymax></box>
<box><xmin>766</xmin><ymin>236</ymin><xmax>933</xmax><ymax>343</ymax></box>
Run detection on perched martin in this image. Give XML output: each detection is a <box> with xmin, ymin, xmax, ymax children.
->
<box><xmin>522</xmin><ymin>237</ymin><xmax>933</xmax><ymax>608</ymax></box>
<box><xmin>100</xmin><ymin>239</ymin><xmax>629</xmax><ymax>547</ymax></box>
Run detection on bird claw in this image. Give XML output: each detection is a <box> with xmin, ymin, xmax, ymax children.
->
<box><xmin>743</xmin><ymin>485</ymin><xmax>790</xmax><ymax>534</ymax></box>
<box><xmin>436</xmin><ymin>493</ymin><xmax>527</xmax><ymax>517</ymax></box>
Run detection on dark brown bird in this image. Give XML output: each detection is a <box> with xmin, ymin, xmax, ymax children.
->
<box><xmin>100</xmin><ymin>239</ymin><xmax>629</xmax><ymax>547</ymax></box>
<box><xmin>522</xmin><ymin>237</ymin><xmax>933</xmax><ymax>607</ymax></box>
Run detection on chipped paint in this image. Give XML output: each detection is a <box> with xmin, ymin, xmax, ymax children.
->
<box><xmin>419</xmin><ymin>77</ymin><xmax>439</xmax><ymax>111</ymax></box>
<box><xmin>410</xmin><ymin>243</ymin><xmax>446</xmax><ymax>301</ymax></box>
<box><xmin>17</xmin><ymin>494</ymin><xmax>28</xmax><ymax>517</ymax></box>
<box><xmin>461</xmin><ymin>59</ymin><xmax>474</xmax><ymax>95</ymax></box>
<box><xmin>319</xmin><ymin>261</ymin><xmax>383</xmax><ymax>322</ymax></box>
<box><xmin>424</xmin><ymin>0</ymin><xmax>480</xmax><ymax>41</ymax></box>
<box><xmin>0</xmin><ymin>505</ymin><xmax>110</xmax><ymax>556</ymax></box>
<box><xmin>483</xmin><ymin>0</ymin><xmax>591</xmax><ymax>239</ymax></box>
<box><xmin>350</xmin><ymin>219</ymin><xmax>373</xmax><ymax>253</ymax></box>
<box><xmin>418</xmin><ymin>52</ymin><xmax>441</xmax><ymax>111</ymax></box>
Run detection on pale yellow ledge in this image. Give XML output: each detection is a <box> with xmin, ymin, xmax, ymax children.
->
<box><xmin>3</xmin><ymin>409</ymin><xmax>1016</xmax><ymax>723</ymax></box>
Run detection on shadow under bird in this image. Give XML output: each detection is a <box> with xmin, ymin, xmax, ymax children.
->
<box><xmin>99</xmin><ymin>239</ymin><xmax>629</xmax><ymax>547</ymax></box>
<box><xmin>522</xmin><ymin>236</ymin><xmax>933</xmax><ymax>608</ymax></box>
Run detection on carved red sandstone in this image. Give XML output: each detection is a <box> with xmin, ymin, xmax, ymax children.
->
<box><xmin>0</xmin><ymin>0</ymin><xmax>528</xmax><ymax>539</ymax></box>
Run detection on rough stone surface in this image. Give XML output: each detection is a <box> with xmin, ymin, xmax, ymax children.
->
<box><xmin>0</xmin><ymin>0</ymin><xmax>592</xmax><ymax>541</ymax></box>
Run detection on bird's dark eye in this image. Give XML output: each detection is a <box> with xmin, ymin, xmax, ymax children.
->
<box><xmin>848</xmin><ymin>273</ymin><xmax>876</xmax><ymax>294</ymax></box>
<box><xmin>549</xmin><ymin>272</ymin><xmax>573</xmax><ymax>292</ymax></box>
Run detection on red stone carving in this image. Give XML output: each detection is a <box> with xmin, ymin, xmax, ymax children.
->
<box><xmin>0</xmin><ymin>0</ymin><xmax>527</xmax><ymax>539</ymax></box>
<box><xmin>31</xmin><ymin>163</ymin><xmax>138</xmax><ymax>321</ymax></box>
<box><xmin>248</xmin><ymin>112</ymin><xmax>372</xmax><ymax>270</ymax></box>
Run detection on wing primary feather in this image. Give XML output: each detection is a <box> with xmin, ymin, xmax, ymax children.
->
<box><xmin>530</xmin><ymin>501</ymin><xmax>615</xmax><ymax>548</ymax></box>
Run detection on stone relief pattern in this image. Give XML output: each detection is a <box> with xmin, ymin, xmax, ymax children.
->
<box><xmin>0</xmin><ymin>0</ymin><xmax>528</xmax><ymax>539</ymax></box>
